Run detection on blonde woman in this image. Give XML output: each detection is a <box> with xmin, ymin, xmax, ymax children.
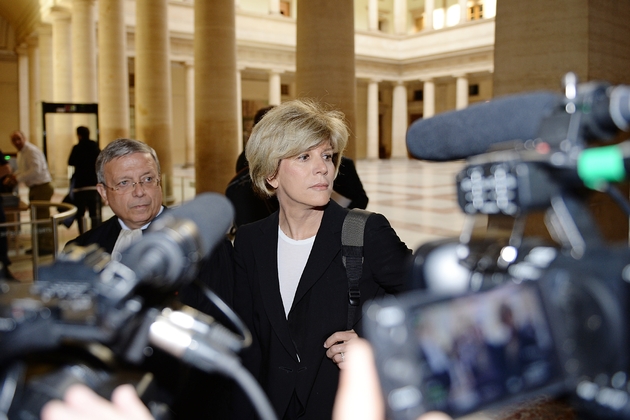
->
<box><xmin>232</xmin><ymin>99</ymin><xmax>411</xmax><ymax>419</ymax></box>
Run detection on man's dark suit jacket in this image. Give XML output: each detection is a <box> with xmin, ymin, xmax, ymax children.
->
<box><xmin>232</xmin><ymin>200</ymin><xmax>411</xmax><ymax>419</ymax></box>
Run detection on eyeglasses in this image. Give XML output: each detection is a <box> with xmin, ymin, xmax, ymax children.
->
<box><xmin>102</xmin><ymin>176</ymin><xmax>161</xmax><ymax>195</ymax></box>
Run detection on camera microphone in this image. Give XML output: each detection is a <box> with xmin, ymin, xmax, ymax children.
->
<box><xmin>406</xmin><ymin>84</ymin><xmax>630</xmax><ymax>162</ymax></box>
<box><xmin>406</xmin><ymin>92</ymin><xmax>562</xmax><ymax>161</ymax></box>
<box><xmin>118</xmin><ymin>192</ymin><xmax>234</xmax><ymax>290</ymax></box>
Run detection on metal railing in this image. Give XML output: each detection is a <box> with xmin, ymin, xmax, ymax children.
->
<box><xmin>0</xmin><ymin>200</ymin><xmax>77</xmax><ymax>281</ymax></box>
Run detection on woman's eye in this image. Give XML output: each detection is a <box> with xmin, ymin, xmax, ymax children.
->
<box><xmin>323</xmin><ymin>153</ymin><xmax>333</xmax><ymax>161</ymax></box>
<box><xmin>298</xmin><ymin>154</ymin><xmax>309</xmax><ymax>161</ymax></box>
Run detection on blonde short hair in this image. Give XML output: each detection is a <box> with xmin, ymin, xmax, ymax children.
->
<box><xmin>246</xmin><ymin>99</ymin><xmax>349</xmax><ymax>197</ymax></box>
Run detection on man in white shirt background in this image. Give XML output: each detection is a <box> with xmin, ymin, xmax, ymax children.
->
<box><xmin>9</xmin><ymin>130</ymin><xmax>55</xmax><ymax>256</ymax></box>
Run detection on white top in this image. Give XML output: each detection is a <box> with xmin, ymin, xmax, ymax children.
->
<box><xmin>277</xmin><ymin>226</ymin><xmax>315</xmax><ymax>318</ymax></box>
<box><xmin>16</xmin><ymin>141</ymin><xmax>52</xmax><ymax>187</ymax></box>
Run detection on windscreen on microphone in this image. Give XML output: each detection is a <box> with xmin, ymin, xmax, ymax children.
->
<box><xmin>150</xmin><ymin>192</ymin><xmax>234</xmax><ymax>258</ymax></box>
<box><xmin>406</xmin><ymin>91</ymin><xmax>563</xmax><ymax>161</ymax></box>
<box><xmin>121</xmin><ymin>192</ymin><xmax>234</xmax><ymax>289</ymax></box>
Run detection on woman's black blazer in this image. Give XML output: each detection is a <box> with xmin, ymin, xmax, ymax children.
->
<box><xmin>232</xmin><ymin>200</ymin><xmax>411</xmax><ymax>419</ymax></box>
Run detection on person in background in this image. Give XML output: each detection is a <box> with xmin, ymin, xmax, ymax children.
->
<box><xmin>0</xmin><ymin>149</ymin><xmax>17</xmax><ymax>280</ymax></box>
<box><xmin>68</xmin><ymin>126</ymin><xmax>102</xmax><ymax>234</ymax></box>
<box><xmin>8</xmin><ymin>130</ymin><xmax>54</xmax><ymax>256</ymax></box>
<box><xmin>232</xmin><ymin>99</ymin><xmax>411</xmax><ymax>419</ymax></box>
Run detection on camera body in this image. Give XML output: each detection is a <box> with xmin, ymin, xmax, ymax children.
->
<box><xmin>365</xmin><ymin>243</ymin><xmax>630</xmax><ymax>419</ymax></box>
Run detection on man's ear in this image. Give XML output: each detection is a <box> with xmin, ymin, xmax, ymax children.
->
<box><xmin>96</xmin><ymin>184</ymin><xmax>109</xmax><ymax>206</ymax></box>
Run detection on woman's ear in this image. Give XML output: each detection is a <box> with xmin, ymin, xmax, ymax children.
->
<box><xmin>266</xmin><ymin>175</ymin><xmax>278</xmax><ymax>189</ymax></box>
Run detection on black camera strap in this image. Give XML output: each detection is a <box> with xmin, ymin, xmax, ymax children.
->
<box><xmin>341</xmin><ymin>208</ymin><xmax>371</xmax><ymax>330</ymax></box>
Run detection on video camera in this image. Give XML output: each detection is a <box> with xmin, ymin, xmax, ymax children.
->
<box><xmin>364</xmin><ymin>74</ymin><xmax>630</xmax><ymax>420</ymax></box>
<box><xmin>0</xmin><ymin>193</ymin><xmax>277</xmax><ymax>420</ymax></box>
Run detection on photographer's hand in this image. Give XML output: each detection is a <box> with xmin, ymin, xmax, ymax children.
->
<box><xmin>333</xmin><ymin>338</ymin><xmax>453</xmax><ymax>420</ymax></box>
<box><xmin>41</xmin><ymin>384</ymin><xmax>153</xmax><ymax>420</ymax></box>
<box><xmin>324</xmin><ymin>329</ymin><xmax>358</xmax><ymax>368</ymax></box>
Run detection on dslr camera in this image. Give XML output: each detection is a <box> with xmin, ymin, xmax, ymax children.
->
<box><xmin>364</xmin><ymin>74</ymin><xmax>630</xmax><ymax>420</ymax></box>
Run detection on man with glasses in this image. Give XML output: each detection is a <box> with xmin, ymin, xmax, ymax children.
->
<box><xmin>68</xmin><ymin>138</ymin><xmax>164</xmax><ymax>256</ymax></box>
<box><xmin>65</xmin><ymin>138</ymin><xmax>234</xmax><ymax>419</ymax></box>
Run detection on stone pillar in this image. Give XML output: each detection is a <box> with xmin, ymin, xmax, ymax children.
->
<box><xmin>424</xmin><ymin>0</ymin><xmax>434</xmax><ymax>31</ymax></box>
<box><xmin>27</xmin><ymin>37</ymin><xmax>40</xmax><ymax>147</ymax></box>
<box><xmin>98</xmin><ymin>0</ymin><xmax>130</xmax><ymax>146</ymax></box>
<box><xmin>184</xmin><ymin>61</ymin><xmax>195</xmax><ymax>167</ymax></box>
<box><xmin>459</xmin><ymin>0</ymin><xmax>468</xmax><ymax>24</ymax></box>
<box><xmin>51</xmin><ymin>7</ymin><xmax>74</xmax><ymax>185</ymax></box>
<box><xmin>236</xmin><ymin>68</ymin><xmax>243</xmax><ymax>154</ymax></box>
<box><xmin>391</xmin><ymin>82</ymin><xmax>408</xmax><ymax>158</ymax></box>
<box><xmin>38</xmin><ymin>25</ymin><xmax>53</xmax><ymax>151</ymax></box>
<box><xmin>423</xmin><ymin>79</ymin><xmax>435</xmax><ymax>118</ymax></box>
<box><xmin>394</xmin><ymin>0</ymin><xmax>407</xmax><ymax>35</ymax></box>
<box><xmin>367</xmin><ymin>79</ymin><xmax>379</xmax><ymax>159</ymax></box>
<box><xmin>17</xmin><ymin>44</ymin><xmax>29</xmax><ymax>137</ymax></box>
<box><xmin>269</xmin><ymin>0</ymin><xmax>281</xmax><ymax>14</ymax></box>
<box><xmin>194</xmin><ymin>0</ymin><xmax>239</xmax><ymax>193</ymax></box>
<box><xmin>368</xmin><ymin>0</ymin><xmax>379</xmax><ymax>31</ymax></box>
<box><xmin>455</xmin><ymin>74</ymin><xmax>468</xmax><ymax>109</ymax></box>
<box><xmin>136</xmin><ymin>0</ymin><xmax>174</xmax><ymax>203</ymax></box>
<box><xmin>296</xmin><ymin>0</ymin><xmax>357</xmax><ymax>159</ymax></box>
<box><xmin>268</xmin><ymin>70</ymin><xmax>282</xmax><ymax>106</ymax></box>
<box><xmin>72</xmin><ymin>0</ymin><xmax>97</xmax><ymax>130</ymax></box>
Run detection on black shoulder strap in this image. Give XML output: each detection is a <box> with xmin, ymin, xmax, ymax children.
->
<box><xmin>342</xmin><ymin>208</ymin><xmax>371</xmax><ymax>330</ymax></box>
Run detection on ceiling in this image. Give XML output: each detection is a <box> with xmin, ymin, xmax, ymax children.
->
<box><xmin>0</xmin><ymin>0</ymin><xmax>41</xmax><ymax>44</ymax></box>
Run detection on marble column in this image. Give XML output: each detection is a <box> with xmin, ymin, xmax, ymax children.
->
<box><xmin>194</xmin><ymin>0</ymin><xmax>239</xmax><ymax>193</ymax></box>
<box><xmin>394</xmin><ymin>0</ymin><xmax>407</xmax><ymax>35</ymax></box>
<box><xmin>98</xmin><ymin>0</ymin><xmax>130</xmax><ymax>146</ymax></box>
<box><xmin>38</xmin><ymin>25</ymin><xmax>53</xmax><ymax>150</ymax></box>
<box><xmin>424</xmin><ymin>0</ymin><xmax>434</xmax><ymax>31</ymax></box>
<box><xmin>391</xmin><ymin>81</ymin><xmax>408</xmax><ymax>157</ymax></box>
<box><xmin>184</xmin><ymin>61</ymin><xmax>195</xmax><ymax>167</ymax></box>
<box><xmin>72</xmin><ymin>0</ymin><xmax>97</xmax><ymax>129</ymax></box>
<box><xmin>269</xmin><ymin>0</ymin><xmax>281</xmax><ymax>14</ymax></box>
<box><xmin>237</xmin><ymin>68</ymin><xmax>243</xmax><ymax>154</ymax></box>
<box><xmin>455</xmin><ymin>75</ymin><xmax>468</xmax><ymax>109</ymax></box>
<box><xmin>459</xmin><ymin>0</ymin><xmax>468</xmax><ymax>24</ymax></box>
<box><xmin>367</xmin><ymin>79</ymin><xmax>379</xmax><ymax>159</ymax></box>
<box><xmin>27</xmin><ymin>38</ymin><xmax>40</xmax><ymax>146</ymax></box>
<box><xmin>423</xmin><ymin>79</ymin><xmax>435</xmax><ymax>118</ymax></box>
<box><xmin>136</xmin><ymin>0</ymin><xmax>174</xmax><ymax>203</ymax></box>
<box><xmin>296</xmin><ymin>0</ymin><xmax>357</xmax><ymax>159</ymax></box>
<box><xmin>268</xmin><ymin>70</ymin><xmax>282</xmax><ymax>106</ymax></box>
<box><xmin>17</xmin><ymin>44</ymin><xmax>29</xmax><ymax>137</ymax></box>
<box><xmin>368</xmin><ymin>0</ymin><xmax>379</xmax><ymax>31</ymax></box>
<box><xmin>51</xmin><ymin>7</ymin><xmax>73</xmax><ymax>185</ymax></box>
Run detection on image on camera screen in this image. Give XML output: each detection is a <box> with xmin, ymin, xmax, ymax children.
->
<box><xmin>410</xmin><ymin>282</ymin><xmax>563</xmax><ymax>415</ymax></box>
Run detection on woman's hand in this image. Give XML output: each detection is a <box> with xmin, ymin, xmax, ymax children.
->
<box><xmin>324</xmin><ymin>329</ymin><xmax>358</xmax><ymax>369</ymax></box>
<box><xmin>41</xmin><ymin>384</ymin><xmax>153</xmax><ymax>420</ymax></box>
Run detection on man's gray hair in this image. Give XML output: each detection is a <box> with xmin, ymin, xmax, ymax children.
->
<box><xmin>96</xmin><ymin>138</ymin><xmax>161</xmax><ymax>184</ymax></box>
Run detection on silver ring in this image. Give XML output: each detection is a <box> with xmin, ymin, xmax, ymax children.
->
<box><xmin>341</xmin><ymin>352</ymin><xmax>345</xmax><ymax>362</ymax></box>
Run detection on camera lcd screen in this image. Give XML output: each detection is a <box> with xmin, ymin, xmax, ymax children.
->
<box><xmin>409</xmin><ymin>282</ymin><xmax>563</xmax><ymax>415</ymax></box>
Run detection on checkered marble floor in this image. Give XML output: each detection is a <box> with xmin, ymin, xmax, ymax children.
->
<box><xmin>356</xmin><ymin>158</ymin><xmax>467</xmax><ymax>252</ymax></box>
